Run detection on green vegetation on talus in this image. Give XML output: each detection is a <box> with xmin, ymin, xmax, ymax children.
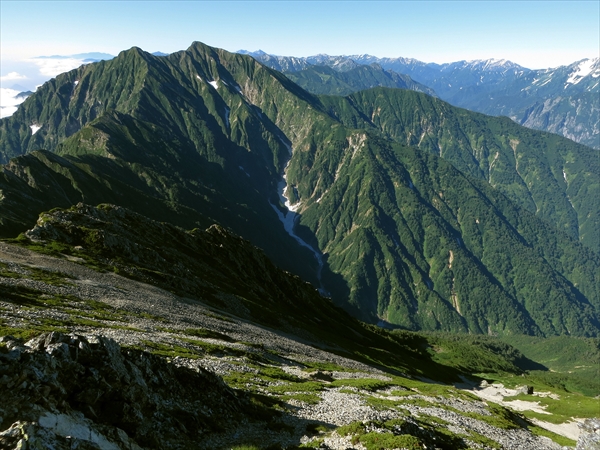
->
<box><xmin>2</xmin><ymin>204</ymin><xmax>597</xmax><ymax>448</ymax></box>
<box><xmin>6</xmin><ymin>203</ymin><xmax>541</xmax><ymax>384</ymax></box>
<box><xmin>0</xmin><ymin>41</ymin><xmax>598</xmax><ymax>337</ymax></box>
<box><xmin>319</xmin><ymin>88</ymin><xmax>599</xmax><ymax>253</ymax></box>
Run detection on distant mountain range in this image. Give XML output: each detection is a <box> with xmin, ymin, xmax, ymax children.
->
<box><xmin>1</xmin><ymin>42</ymin><xmax>597</xmax><ymax>337</ymax></box>
<box><xmin>241</xmin><ymin>51</ymin><xmax>600</xmax><ymax>149</ymax></box>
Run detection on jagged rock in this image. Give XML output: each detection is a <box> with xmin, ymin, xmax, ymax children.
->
<box><xmin>577</xmin><ymin>418</ymin><xmax>600</xmax><ymax>450</ymax></box>
<box><xmin>0</xmin><ymin>332</ymin><xmax>245</xmax><ymax>449</ymax></box>
<box><xmin>516</xmin><ymin>385</ymin><xmax>534</xmax><ymax>395</ymax></box>
<box><xmin>309</xmin><ymin>370</ymin><xmax>334</xmax><ymax>382</ymax></box>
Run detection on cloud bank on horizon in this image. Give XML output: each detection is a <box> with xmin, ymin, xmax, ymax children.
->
<box><xmin>0</xmin><ymin>53</ymin><xmax>115</xmax><ymax>92</ymax></box>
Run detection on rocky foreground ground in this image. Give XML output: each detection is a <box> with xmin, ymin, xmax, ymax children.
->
<box><xmin>0</xmin><ymin>242</ymin><xmax>595</xmax><ymax>449</ymax></box>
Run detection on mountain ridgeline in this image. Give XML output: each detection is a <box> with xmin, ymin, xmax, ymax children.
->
<box><xmin>0</xmin><ymin>42</ymin><xmax>598</xmax><ymax>337</ymax></box>
<box><xmin>248</xmin><ymin>52</ymin><xmax>600</xmax><ymax>150</ymax></box>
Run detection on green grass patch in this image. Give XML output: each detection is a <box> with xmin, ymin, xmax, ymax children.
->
<box><xmin>364</xmin><ymin>396</ymin><xmax>406</xmax><ymax>410</ymax></box>
<box><xmin>0</xmin><ymin>262</ymin><xmax>22</xmax><ymax>279</ymax></box>
<box><xmin>359</xmin><ymin>432</ymin><xmax>422</xmax><ymax>450</ymax></box>
<box><xmin>0</xmin><ymin>324</ymin><xmax>68</xmax><ymax>339</ymax></box>
<box><xmin>26</xmin><ymin>266</ymin><xmax>76</xmax><ymax>286</ymax></box>
<box><xmin>336</xmin><ymin>420</ymin><xmax>366</xmax><ymax>438</ymax></box>
<box><xmin>267</xmin><ymin>381</ymin><xmax>325</xmax><ymax>394</ymax></box>
<box><xmin>389</xmin><ymin>377</ymin><xmax>457</xmax><ymax>397</ymax></box>
<box><xmin>258</xmin><ymin>366</ymin><xmax>302</xmax><ymax>382</ymax></box>
<box><xmin>466</xmin><ymin>432</ymin><xmax>501</xmax><ymax>449</ymax></box>
<box><xmin>7</xmin><ymin>235</ymin><xmax>108</xmax><ymax>272</ymax></box>
<box><xmin>305</xmin><ymin>423</ymin><xmax>331</xmax><ymax>434</ymax></box>
<box><xmin>389</xmin><ymin>388</ymin><xmax>417</xmax><ymax>396</ymax></box>
<box><xmin>335</xmin><ymin>418</ymin><xmax>468</xmax><ymax>450</ymax></box>
<box><xmin>138</xmin><ymin>340</ymin><xmax>200</xmax><ymax>359</ymax></box>
<box><xmin>463</xmin><ymin>402</ymin><xmax>523</xmax><ymax>430</ymax></box>
<box><xmin>203</xmin><ymin>311</ymin><xmax>234</xmax><ymax>322</ymax></box>
<box><xmin>300</xmin><ymin>361</ymin><xmax>349</xmax><ymax>372</ymax></box>
<box><xmin>138</xmin><ymin>312</ymin><xmax>169</xmax><ymax>322</ymax></box>
<box><xmin>298</xmin><ymin>438</ymin><xmax>325</xmax><ymax>448</ymax></box>
<box><xmin>500</xmin><ymin>334</ymin><xmax>600</xmax><ymax>397</ymax></box>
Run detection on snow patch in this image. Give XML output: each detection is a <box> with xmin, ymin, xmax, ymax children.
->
<box><xmin>74</xmin><ymin>80</ymin><xmax>79</xmax><ymax>86</ymax></box>
<box><xmin>30</xmin><ymin>124</ymin><xmax>41</xmax><ymax>135</ymax></box>
<box><xmin>196</xmin><ymin>74</ymin><xmax>203</xmax><ymax>81</ymax></box>
<box><xmin>224</xmin><ymin>107</ymin><xmax>230</xmax><ymax>128</ymax></box>
<box><xmin>272</xmin><ymin>146</ymin><xmax>327</xmax><ymax>295</ymax></box>
<box><xmin>278</xmin><ymin>136</ymin><xmax>293</xmax><ymax>155</ymax></box>
<box><xmin>566</xmin><ymin>59</ymin><xmax>596</xmax><ymax>86</ymax></box>
<box><xmin>208</xmin><ymin>80</ymin><xmax>218</xmax><ymax>89</ymax></box>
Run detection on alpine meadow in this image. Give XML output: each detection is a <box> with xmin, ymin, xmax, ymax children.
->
<box><xmin>0</xmin><ymin>41</ymin><xmax>598</xmax><ymax>449</ymax></box>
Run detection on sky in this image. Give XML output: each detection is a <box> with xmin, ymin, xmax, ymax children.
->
<box><xmin>1</xmin><ymin>1</ymin><xmax>599</xmax><ymax>91</ymax></box>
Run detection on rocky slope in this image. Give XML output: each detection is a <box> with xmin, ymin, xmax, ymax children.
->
<box><xmin>0</xmin><ymin>332</ymin><xmax>245</xmax><ymax>449</ymax></box>
<box><xmin>0</xmin><ymin>207</ymin><xmax>591</xmax><ymax>449</ymax></box>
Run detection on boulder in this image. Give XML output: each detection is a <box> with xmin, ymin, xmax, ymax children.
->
<box><xmin>577</xmin><ymin>418</ymin><xmax>600</xmax><ymax>450</ymax></box>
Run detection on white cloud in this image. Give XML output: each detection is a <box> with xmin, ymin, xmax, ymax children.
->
<box><xmin>0</xmin><ymin>88</ymin><xmax>30</xmax><ymax>118</ymax></box>
<box><xmin>0</xmin><ymin>71</ymin><xmax>27</xmax><ymax>82</ymax></box>
<box><xmin>29</xmin><ymin>57</ymin><xmax>87</xmax><ymax>77</ymax></box>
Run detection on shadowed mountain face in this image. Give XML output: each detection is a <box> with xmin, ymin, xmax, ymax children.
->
<box><xmin>0</xmin><ymin>42</ymin><xmax>598</xmax><ymax>336</ymax></box>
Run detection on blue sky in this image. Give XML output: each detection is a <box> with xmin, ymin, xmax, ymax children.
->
<box><xmin>1</xmin><ymin>1</ymin><xmax>599</xmax><ymax>90</ymax></box>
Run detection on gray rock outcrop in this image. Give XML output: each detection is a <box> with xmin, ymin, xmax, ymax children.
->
<box><xmin>0</xmin><ymin>332</ymin><xmax>244</xmax><ymax>449</ymax></box>
<box><xmin>577</xmin><ymin>418</ymin><xmax>600</xmax><ymax>450</ymax></box>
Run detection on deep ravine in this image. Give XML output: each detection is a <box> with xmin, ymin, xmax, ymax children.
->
<box><xmin>271</xmin><ymin>144</ymin><xmax>328</xmax><ymax>295</ymax></box>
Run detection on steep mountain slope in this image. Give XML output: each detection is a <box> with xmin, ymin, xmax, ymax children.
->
<box><xmin>353</xmin><ymin>56</ymin><xmax>600</xmax><ymax>149</ymax></box>
<box><xmin>0</xmin><ymin>42</ymin><xmax>598</xmax><ymax>336</ymax></box>
<box><xmin>478</xmin><ymin>58</ymin><xmax>600</xmax><ymax>149</ymax></box>
<box><xmin>319</xmin><ymin>88</ymin><xmax>599</xmax><ymax>253</ymax></box>
<box><xmin>0</xmin><ymin>44</ymin><xmax>324</xmax><ymax>283</ymax></box>
<box><xmin>284</xmin><ymin>130</ymin><xmax>598</xmax><ymax>335</ymax></box>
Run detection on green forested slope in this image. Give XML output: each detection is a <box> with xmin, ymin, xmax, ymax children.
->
<box><xmin>0</xmin><ymin>44</ymin><xmax>325</xmax><ymax>282</ymax></box>
<box><xmin>319</xmin><ymin>88</ymin><xmax>599</xmax><ymax>253</ymax></box>
<box><xmin>285</xmin><ymin>130</ymin><xmax>598</xmax><ymax>335</ymax></box>
<box><xmin>0</xmin><ymin>42</ymin><xmax>597</xmax><ymax>336</ymax></box>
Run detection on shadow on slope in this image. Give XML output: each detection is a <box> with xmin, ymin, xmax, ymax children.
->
<box><xmin>5</xmin><ymin>203</ymin><xmax>549</xmax><ymax>384</ymax></box>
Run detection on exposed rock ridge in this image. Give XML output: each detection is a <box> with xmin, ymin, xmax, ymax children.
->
<box><xmin>0</xmin><ymin>332</ymin><xmax>243</xmax><ymax>449</ymax></box>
